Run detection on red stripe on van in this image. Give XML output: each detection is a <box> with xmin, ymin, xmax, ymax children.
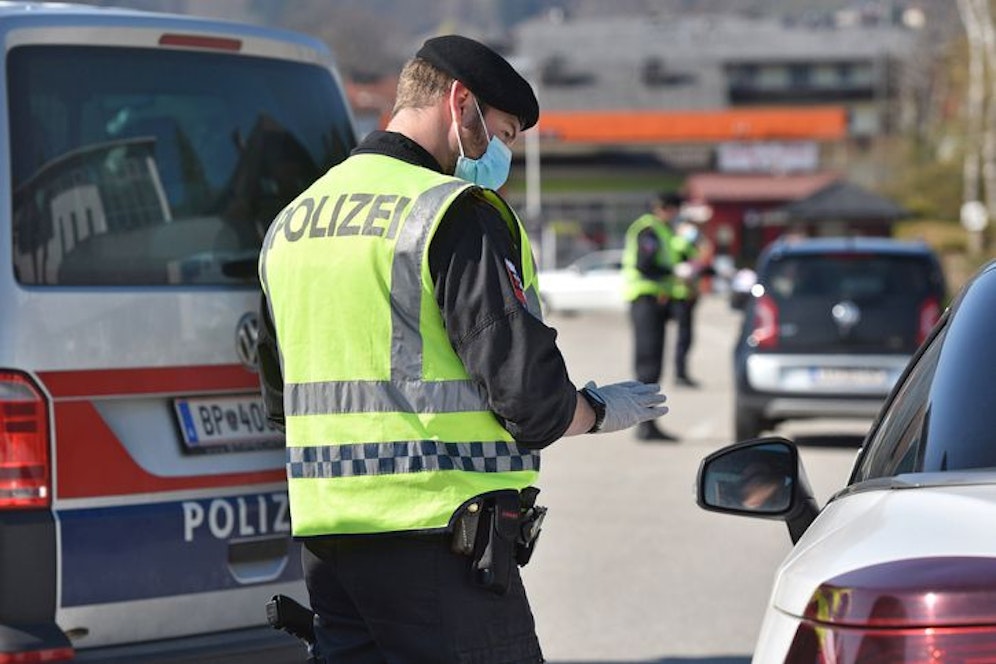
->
<box><xmin>37</xmin><ymin>365</ymin><xmax>258</xmax><ymax>398</ymax></box>
<box><xmin>53</xmin><ymin>401</ymin><xmax>283</xmax><ymax>499</ymax></box>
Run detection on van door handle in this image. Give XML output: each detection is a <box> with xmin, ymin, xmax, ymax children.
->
<box><xmin>227</xmin><ymin>535</ymin><xmax>289</xmax><ymax>584</ymax></box>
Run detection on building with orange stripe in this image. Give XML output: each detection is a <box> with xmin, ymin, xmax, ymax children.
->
<box><xmin>500</xmin><ymin>9</ymin><xmax>922</xmax><ymax>265</ymax></box>
<box><xmin>535</xmin><ymin>107</ymin><xmax>848</xmax><ymax>143</ymax></box>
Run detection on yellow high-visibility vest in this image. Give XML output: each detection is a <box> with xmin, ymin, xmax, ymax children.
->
<box><xmin>622</xmin><ymin>214</ymin><xmax>675</xmax><ymax>301</ymax></box>
<box><xmin>259</xmin><ymin>154</ymin><xmax>542</xmax><ymax>536</ymax></box>
<box><xmin>669</xmin><ymin>233</ymin><xmax>700</xmax><ymax>301</ymax></box>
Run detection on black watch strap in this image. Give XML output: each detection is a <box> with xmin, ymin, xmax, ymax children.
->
<box><xmin>578</xmin><ymin>386</ymin><xmax>607</xmax><ymax>433</ymax></box>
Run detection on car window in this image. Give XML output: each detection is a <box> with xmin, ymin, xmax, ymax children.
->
<box><xmin>9</xmin><ymin>45</ymin><xmax>355</xmax><ymax>287</ymax></box>
<box><xmin>764</xmin><ymin>254</ymin><xmax>936</xmax><ymax>300</ymax></box>
<box><xmin>853</xmin><ymin>267</ymin><xmax>996</xmax><ymax>480</ymax></box>
<box><xmin>917</xmin><ymin>272</ymin><xmax>996</xmax><ymax>472</ymax></box>
<box><xmin>851</xmin><ymin>326</ymin><xmax>946</xmax><ymax>482</ymax></box>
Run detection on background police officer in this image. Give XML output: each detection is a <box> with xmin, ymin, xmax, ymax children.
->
<box><xmin>257</xmin><ymin>35</ymin><xmax>669</xmax><ymax>663</ymax></box>
<box><xmin>668</xmin><ymin>216</ymin><xmax>703</xmax><ymax>388</ymax></box>
<box><xmin>622</xmin><ymin>192</ymin><xmax>682</xmax><ymax>441</ymax></box>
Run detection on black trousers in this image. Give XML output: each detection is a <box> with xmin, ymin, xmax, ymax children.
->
<box><xmin>630</xmin><ymin>294</ymin><xmax>669</xmax><ymax>384</ymax></box>
<box><xmin>669</xmin><ymin>298</ymin><xmax>696</xmax><ymax>378</ymax></box>
<box><xmin>302</xmin><ymin>534</ymin><xmax>543</xmax><ymax>664</ymax></box>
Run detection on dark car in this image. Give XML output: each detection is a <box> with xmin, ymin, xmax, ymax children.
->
<box><xmin>733</xmin><ymin>237</ymin><xmax>946</xmax><ymax>440</ymax></box>
<box><xmin>698</xmin><ymin>259</ymin><xmax>996</xmax><ymax>662</ymax></box>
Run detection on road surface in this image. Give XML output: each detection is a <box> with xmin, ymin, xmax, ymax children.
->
<box><xmin>525</xmin><ymin>295</ymin><xmax>868</xmax><ymax>663</ymax></box>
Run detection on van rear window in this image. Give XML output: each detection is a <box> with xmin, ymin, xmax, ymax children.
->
<box><xmin>8</xmin><ymin>45</ymin><xmax>355</xmax><ymax>286</ymax></box>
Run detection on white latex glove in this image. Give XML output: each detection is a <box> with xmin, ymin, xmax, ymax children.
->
<box><xmin>584</xmin><ymin>380</ymin><xmax>669</xmax><ymax>434</ymax></box>
<box><xmin>673</xmin><ymin>261</ymin><xmax>694</xmax><ymax>280</ymax></box>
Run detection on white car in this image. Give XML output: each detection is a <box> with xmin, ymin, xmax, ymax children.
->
<box><xmin>697</xmin><ymin>259</ymin><xmax>996</xmax><ymax>663</ymax></box>
<box><xmin>537</xmin><ymin>249</ymin><xmax>626</xmax><ymax>315</ymax></box>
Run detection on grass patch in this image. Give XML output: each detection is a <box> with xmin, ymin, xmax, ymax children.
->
<box><xmin>894</xmin><ymin>219</ymin><xmax>994</xmax><ymax>292</ymax></box>
<box><xmin>894</xmin><ymin>219</ymin><xmax>969</xmax><ymax>253</ymax></box>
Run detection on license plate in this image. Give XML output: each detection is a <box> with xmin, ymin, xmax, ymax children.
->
<box><xmin>174</xmin><ymin>395</ymin><xmax>282</xmax><ymax>453</ymax></box>
<box><xmin>810</xmin><ymin>367</ymin><xmax>889</xmax><ymax>388</ymax></box>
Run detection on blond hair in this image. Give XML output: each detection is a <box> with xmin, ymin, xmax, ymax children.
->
<box><xmin>392</xmin><ymin>57</ymin><xmax>453</xmax><ymax>116</ymax></box>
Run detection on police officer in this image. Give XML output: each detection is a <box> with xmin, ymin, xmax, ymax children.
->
<box><xmin>622</xmin><ymin>192</ymin><xmax>682</xmax><ymax>441</ymax></box>
<box><xmin>256</xmin><ymin>35</ymin><xmax>669</xmax><ymax>663</ymax></box>
<box><xmin>669</xmin><ymin>217</ymin><xmax>703</xmax><ymax>388</ymax></box>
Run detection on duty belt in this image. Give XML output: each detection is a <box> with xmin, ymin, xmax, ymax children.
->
<box><xmin>450</xmin><ymin>488</ymin><xmax>547</xmax><ymax>594</ymax></box>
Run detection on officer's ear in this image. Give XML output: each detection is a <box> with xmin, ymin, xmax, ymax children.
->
<box><xmin>450</xmin><ymin>80</ymin><xmax>477</xmax><ymax>129</ymax></box>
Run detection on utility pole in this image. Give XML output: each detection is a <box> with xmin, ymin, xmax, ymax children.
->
<box><xmin>973</xmin><ymin>0</ymin><xmax>996</xmax><ymax>236</ymax></box>
<box><xmin>957</xmin><ymin>0</ymin><xmax>984</xmax><ymax>206</ymax></box>
<box><xmin>508</xmin><ymin>55</ymin><xmax>547</xmax><ymax>267</ymax></box>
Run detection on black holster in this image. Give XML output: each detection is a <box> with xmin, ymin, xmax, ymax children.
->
<box><xmin>265</xmin><ymin>594</ymin><xmax>324</xmax><ymax>663</ymax></box>
<box><xmin>452</xmin><ymin>488</ymin><xmax>547</xmax><ymax>595</ymax></box>
<box><xmin>516</xmin><ymin>486</ymin><xmax>547</xmax><ymax>567</ymax></box>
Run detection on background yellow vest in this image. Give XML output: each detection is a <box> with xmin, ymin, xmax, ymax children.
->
<box><xmin>622</xmin><ymin>214</ymin><xmax>675</xmax><ymax>301</ymax></box>
<box><xmin>669</xmin><ymin>232</ymin><xmax>700</xmax><ymax>301</ymax></box>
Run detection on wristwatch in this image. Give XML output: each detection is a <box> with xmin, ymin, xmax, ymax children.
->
<box><xmin>578</xmin><ymin>386</ymin><xmax>607</xmax><ymax>433</ymax></box>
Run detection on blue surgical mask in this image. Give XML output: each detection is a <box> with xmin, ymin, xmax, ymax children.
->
<box><xmin>453</xmin><ymin>90</ymin><xmax>512</xmax><ymax>190</ymax></box>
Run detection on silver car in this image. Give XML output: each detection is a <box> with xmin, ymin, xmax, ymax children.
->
<box><xmin>0</xmin><ymin>4</ymin><xmax>355</xmax><ymax>661</ymax></box>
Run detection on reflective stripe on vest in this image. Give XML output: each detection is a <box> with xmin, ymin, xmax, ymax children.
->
<box><xmin>287</xmin><ymin>441</ymin><xmax>537</xmax><ymax>478</ymax></box>
<box><xmin>622</xmin><ymin>214</ymin><xmax>675</xmax><ymax>300</ymax></box>
<box><xmin>259</xmin><ymin>154</ymin><xmax>541</xmax><ymax>536</ymax></box>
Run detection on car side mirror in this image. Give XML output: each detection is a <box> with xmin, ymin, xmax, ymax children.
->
<box><xmin>696</xmin><ymin>437</ymin><xmax>820</xmax><ymax>544</ymax></box>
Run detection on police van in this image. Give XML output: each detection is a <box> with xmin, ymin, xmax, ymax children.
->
<box><xmin>0</xmin><ymin>3</ymin><xmax>355</xmax><ymax>661</ymax></box>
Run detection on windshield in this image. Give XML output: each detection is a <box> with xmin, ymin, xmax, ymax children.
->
<box><xmin>9</xmin><ymin>45</ymin><xmax>355</xmax><ymax>286</ymax></box>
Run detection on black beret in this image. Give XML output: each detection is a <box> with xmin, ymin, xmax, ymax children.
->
<box><xmin>656</xmin><ymin>191</ymin><xmax>685</xmax><ymax>208</ymax></box>
<box><xmin>417</xmin><ymin>34</ymin><xmax>539</xmax><ymax>131</ymax></box>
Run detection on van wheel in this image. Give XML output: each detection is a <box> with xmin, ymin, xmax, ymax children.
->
<box><xmin>735</xmin><ymin>407</ymin><xmax>766</xmax><ymax>441</ymax></box>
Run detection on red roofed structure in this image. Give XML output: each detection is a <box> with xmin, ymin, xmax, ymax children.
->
<box><xmin>684</xmin><ymin>172</ymin><xmax>840</xmax><ymax>262</ymax></box>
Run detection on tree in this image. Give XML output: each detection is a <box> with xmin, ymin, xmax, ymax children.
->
<box><xmin>955</xmin><ymin>0</ymin><xmax>995</xmax><ymax>252</ymax></box>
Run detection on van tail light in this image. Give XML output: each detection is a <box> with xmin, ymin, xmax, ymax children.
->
<box><xmin>785</xmin><ymin>557</ymin><xmax>996</xmax><ymax>663</ymax></box>
<box><xmin>749</xmin><ymin>294</ymin><xmax>779</xmax><ymax>349</ymax></box>
<box><xmin>0</xmin><ymin>646</ymin><xmax>75</xmax><ymax>663</ymax></box>
<box><xmin>917</xmin><ymin>296</ymin><xmax>941</xmax><ymax>345</ymax></box>
<box><xmin>0</xmin><ymin>372</ymin><xmax>51</xmax><ymax>509</ymax></box>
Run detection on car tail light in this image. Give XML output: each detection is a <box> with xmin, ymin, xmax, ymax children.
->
<box><xmin>785</xmin><ymin>557</ymin><xmax>996</xmax><ymax>663</ymax></box>
<box><xmin>0</xmin><ymin>647</ymin><xmax>75</xmax><ymax>663</ymax></box>
<box><xmin>158</xmin><ymin>33</ymin><xmax>242</xmax><ymax>51</ymax></box>
<box><xmin>749</xmin><ymin>294</ymin><xmax>779</xmax><ymax>349</ymax></box>
<box><xmin>0</xmin><ymin>372</ymin><xmax>51</xmax><ymax>509</ymax></box>
<box><xmin>917</xmin><ymin>296</ymin><xmax>941</xmax><ymax>345</ymax></box>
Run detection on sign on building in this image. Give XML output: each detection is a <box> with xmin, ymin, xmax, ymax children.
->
<box><xmin>717</xmin><ymin>141</ymin><xmax>819</xmax><ymax>174</ymax></box>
